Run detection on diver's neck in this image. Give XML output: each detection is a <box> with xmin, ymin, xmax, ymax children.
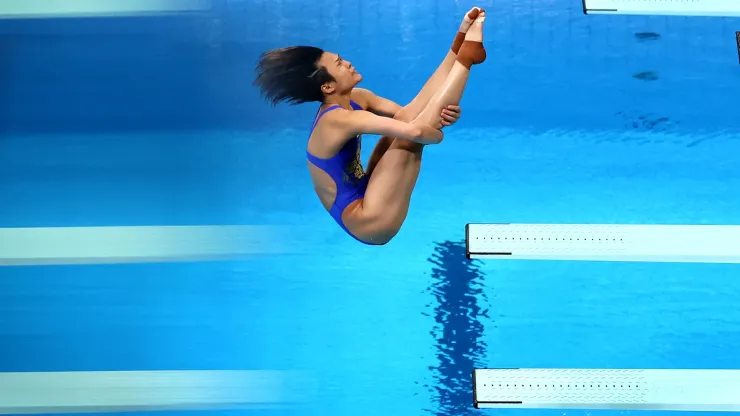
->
<box><xmin>323</xmin><ymin>92</ymin><xmax>353</xmax><ymax>109</ymax></box>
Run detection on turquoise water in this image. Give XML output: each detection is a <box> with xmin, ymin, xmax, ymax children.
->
<box><xmin>2</xmin><ymin>128</ymin><xmax>740</xmax><ymax>415</ymax></box>
<box><xmin>2</xmin><ymin>0</ymin><xmax>740</xmax><ymax>414</ymax></box>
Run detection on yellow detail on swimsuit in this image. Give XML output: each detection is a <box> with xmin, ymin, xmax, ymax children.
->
<box><xmin>344</xmin><ymin>140</ymin><xmax>365</xmax><ymax>182</ymax></box>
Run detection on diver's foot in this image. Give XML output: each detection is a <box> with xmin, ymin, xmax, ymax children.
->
<box><xmin>456</xmin><ymin>10</ymin><xmax>486</xmax><ymax>68</ymax></box>
<box><xmin>459</xmin><ymin>7</ymin><xmax>481</xmax><ymax>33</ymax></box>
<box><xmin>451</xmin><ymin>7</ymin><xmax>481</xmax><ymax>54</ymax></box>
<box><xmin>464</xmin><ymin>9</ymin><xmax>485</xmax><ymax>43</ymax></box>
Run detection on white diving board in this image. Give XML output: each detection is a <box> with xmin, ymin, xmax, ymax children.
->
<box><xmin>0</xmin><ymin>225</ymin><xmax>293</xmax><ymax>266</ymax></box>
<box><xmin>583</xmin><ymin>0</ymin><xmax>740</xmax><ymax>17</ymax></box>
<box><xmin>473</xmin><ymin>368</ymin><xmax>740</xmax><ymax>412</ymax></box>
<box><xmin>0</xmin><ymin>370</ymin><xmax>314</xmax><ymax>414</ymax></box>
<box><xmin>0</xmin><ymin>0</ymin><xmax>212</xmax><ymax>19</ymax></box>
<box><xmin>465</xmin><ymin>223</ymin><xmax>740</xmax><ymax>263</ymax></box>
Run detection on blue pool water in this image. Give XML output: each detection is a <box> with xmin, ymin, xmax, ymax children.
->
<box><xmin>2</xmin><ymin>0</ymin><xmax>740</xmax><ymax>415</ymax></box>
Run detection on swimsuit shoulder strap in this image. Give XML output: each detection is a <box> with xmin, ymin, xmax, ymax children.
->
<box><xmin>307</xmin><ymin>101</ymin><xmax>362</xmax><ymax>162</ymax></box>
<box><xmin>310</xmin><ymin>104</ymin><xmax>342</xmax><ymax>133</ymax></box>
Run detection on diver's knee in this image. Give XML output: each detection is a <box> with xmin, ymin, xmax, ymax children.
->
<box><xmin>393</xmin><ymin>106</ymin><xmax>416</xmax><ymax>122</ymax></box>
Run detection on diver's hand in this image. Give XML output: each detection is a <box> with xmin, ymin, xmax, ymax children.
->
<box><xmin>440</xmin><ymin>105</ymin><xmax>461</xmax><ymax>127</ymax></box>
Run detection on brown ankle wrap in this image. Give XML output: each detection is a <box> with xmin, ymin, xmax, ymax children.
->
<box><xmin>455</xmin><ymin>40</ymin><xmax>486</xmax><ymax>69</ymax></box>
<box><xmin>451</xmin><ymin>32</ymin><xmax>465</xmax><ymax>54</ymax></box>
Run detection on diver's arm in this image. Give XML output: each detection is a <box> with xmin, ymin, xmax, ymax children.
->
<box><xmin>351</xmin><ymin>88</ymin><xmax>402</xmax><ymax>118</ymax></box>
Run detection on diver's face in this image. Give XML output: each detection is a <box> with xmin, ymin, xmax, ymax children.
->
<box><xmin>318</xmin><ymin>52</ymin><xmax>362</xmax><ymax>95</ymax></box>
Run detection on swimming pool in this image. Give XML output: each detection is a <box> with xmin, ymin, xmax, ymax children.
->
<box><xmin>1</xmin><ymin>0</ymin><xmax>740</xmax><ymax>415</ymax></box>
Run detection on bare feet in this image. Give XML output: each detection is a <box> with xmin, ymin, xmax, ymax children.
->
<box><xmin>456</xmin><ymin>9</ymin><xmax>486</xmax><ymax>68</ymax></box>
<box><xmin>451</xmin><ymin>7</ymin><xmax>481</xmax><ymax>54</ymax></box>
<box><xmin>459</xmin><ymin>7</ymin><xmax>481</xmax><ymax>33</ymax></box>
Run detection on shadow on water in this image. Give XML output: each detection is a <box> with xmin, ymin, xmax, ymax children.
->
<box><xmin>424</xmin><ymin>240</ymin><xmax>490</xmax><ymax>416</ymax></box>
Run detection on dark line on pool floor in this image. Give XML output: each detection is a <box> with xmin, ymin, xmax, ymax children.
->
<box><xmin>632</xmin><ymin>71</ymin><xmax>659</xmax><ymax>81</ymax></box>
<box><xmin>634</xmin><ymin>32</ymin><xmax>661</xmax><ymax>41</ymax></box>
<box><xmin>425</xmin><ymin>240</ymin><xmax>490</xmax><ymax>415</ymax></box>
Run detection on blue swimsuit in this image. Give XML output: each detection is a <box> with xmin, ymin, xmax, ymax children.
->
<box><xmin>306</xmin><ymin>100</ymin><xmax>373</xmax><ymax>244</ymax></box>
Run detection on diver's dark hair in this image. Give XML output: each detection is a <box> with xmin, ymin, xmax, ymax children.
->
<box><xmin>252</xmin><ymin>46</ymin><xmax>335</xmax><ymax>106</ymax></box>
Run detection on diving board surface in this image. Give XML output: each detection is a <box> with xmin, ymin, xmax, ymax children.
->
<box><xmin>473</xmin><ymin>368</ymin><xmax>740</xmax><ymax>412</ymax></box>
<box><xmin>0</xmin><ymin>370</ymin><xmax>313</xmax><ymax>414</ymax></box>
<box><xmin>0</xmin><ymin>225</ymin><xmax>292</xmax><ymax>266</ymax></box>
<box><xmin>465</xmin><ymin>223</ymin><xmax>740</xmax><ymax>263</ymax></box>
<box><xmin>0</xmin><ymin>0</ymin><xmax>211</xmax><ymax>19</ymax></box>
<box><xmin>583</xmin><ymin>0</ymin><xmax>740</xmax><ymax>16</ymax></box>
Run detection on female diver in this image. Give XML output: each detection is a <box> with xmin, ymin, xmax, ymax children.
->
<box><xmin>253</xmin><ymin>7</ymin><xmax>487</xmax><ymax>245</ymax></box>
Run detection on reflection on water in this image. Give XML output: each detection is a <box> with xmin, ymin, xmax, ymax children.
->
<box><xmin>425</xmin><ymin>240</ymin><xmax>489</xmax><ymax>416</ymax></box>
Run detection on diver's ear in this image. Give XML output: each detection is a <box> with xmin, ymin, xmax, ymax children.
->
<box><xmin>321</xmin><ymin>82</ymin><xmax>335</xmax><ymax>95</ymax></box>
